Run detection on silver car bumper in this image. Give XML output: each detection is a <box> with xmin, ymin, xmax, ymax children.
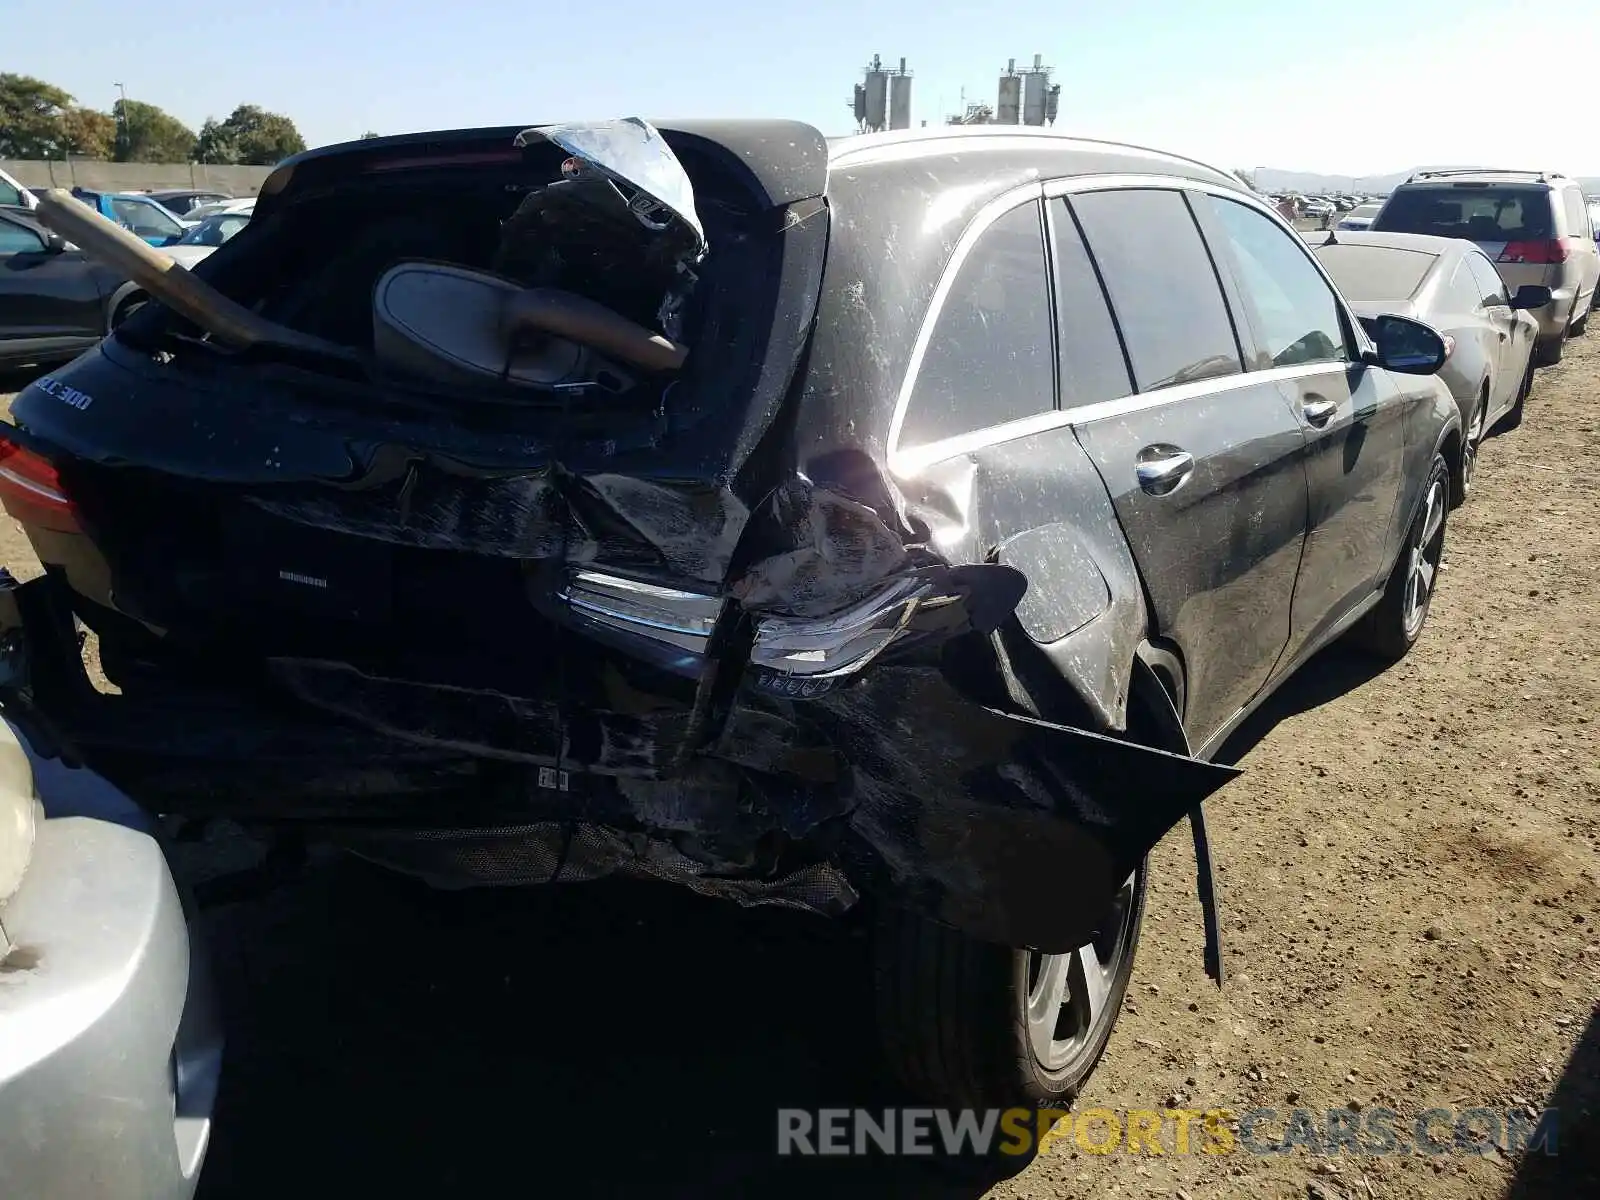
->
<box><xmin>0</xmin><ymin>813</ymin><xmax>222</xmax><ymax>1199</ymax></box>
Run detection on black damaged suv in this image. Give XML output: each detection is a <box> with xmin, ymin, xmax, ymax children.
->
<box><xmin>2</xmin><ymin>120</ymin><xmax>1459</xmax><ymax>1108</ymax></box>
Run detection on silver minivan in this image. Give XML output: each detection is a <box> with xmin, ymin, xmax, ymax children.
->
<box><xmin>1370</xmin><ymin>169</ymin><xmax>1599</xmax><ymax>364</ymax></box>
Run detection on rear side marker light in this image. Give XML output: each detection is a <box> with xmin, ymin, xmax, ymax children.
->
<box><xmin>0</xmin><ymin>439</ymin><xmax>80</xmax><ymax>534</ymax></box>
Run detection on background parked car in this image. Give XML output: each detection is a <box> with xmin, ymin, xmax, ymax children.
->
<box><xmin>1369</xmin><ymin>169</ymin><xmax>1599</xmax><ymax>365</ymax></box>
<box><xmin>0</xmin><ymin>167</ymin><xmax>38</xmax><ymax>211</ymax></box>
<box><xmin>182</xmin><ymin>197</ymin><xmax>255</xmax><ymax>223</ymax></box>
<box><xmin>1313</xmin><ymin>230</ymin><xmax>1549</xmax><ymax>495</ymax></box>
<box><xmin>161</xmin><ymin>210</ymin><xmax>253</xmax><ymax>269</ymax></box>
<box><xmin>66</xmin><ymin>189</ymin><xmax>190</xmax><ymax>247</ymax></box>
<box><xmin>0</xmin><ymin>206</ymin><xmax>143</xmax><ymax>367</ymax></box>
<box><xmin>1338</xmin><ymin>201</ymin><xmax>1385</xmax><ymax>231</ymax></box>
<box><xmin>144</xmin><ymin>189</ymin><xmax>234</xmax><ymax>217</ymax></box>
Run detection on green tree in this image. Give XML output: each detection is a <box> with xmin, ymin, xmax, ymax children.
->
<box><xmin>113</xmin><ymin>98</ymin><xmax>196</xmax><ymax>162</ymax></box>
<box><xmin>0</xmin><ymin>74</ymin><xmax>75</xmax><ymax>157</ymax></box>
<box><xmin>206</xmin><ymin>104</ymin><xmax>306</xmax><ymax>166</ymax></box>
<box><xmin>192</xmin><ymin>117</ymin><xmax>240</xmax><ymax>164</ymax></box>
<box><xmin>60</xmin><ymin>107</ymin><xmax>117</xmax><ymax>159</ymax></box>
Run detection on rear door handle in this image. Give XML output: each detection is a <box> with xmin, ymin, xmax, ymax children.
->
<box><xmin>1135</xmin><ymin>446</ymin><xmax>1195</xmax><ymax>496</ymax></box>
<box><xmin>1303</xmin><ymin>397</ymin><xmax>1339</xmax><ymax>427</ymax></box>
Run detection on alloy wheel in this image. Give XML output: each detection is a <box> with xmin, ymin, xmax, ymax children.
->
<box><xmin>1403</xmin><ymin>476</ymin><xmax>1447</xmax><ymax>637</ymax></box>
<box><xmin>1025</xmin><ymin>871</ymin><xmax>1139</xmax><ymax>1072</ymax></box>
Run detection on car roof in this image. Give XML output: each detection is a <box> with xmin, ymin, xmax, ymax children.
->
<box><xmin>1397</xmin><ymin>169</ymin><xmax>1565</xmax><ymax>189</ymax></box>
<box><xmin>826</xmin><ymin>126</ymin><xmax>1246</xmax><ymax>191</ymax></box>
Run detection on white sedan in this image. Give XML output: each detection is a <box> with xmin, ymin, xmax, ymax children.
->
<box><xmin>161</xmin><ymin>210</ymin><xmax>252</xmax><ymax>268</ymax></box>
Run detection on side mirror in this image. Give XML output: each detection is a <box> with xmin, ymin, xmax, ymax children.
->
<box><xmin>40</xmin><ymin>231</ymin><xmax>68</xmax><ymax>254</ymax></box>
<box><xmin>1509</xmin><ymin>284</ymin><xmax>1553</xmax><ymax>310</ymax></box>
<box><xmin>1363</xmin><ymin>313</ymin><xmax>1449</xmax><ymax>375</ymax></box>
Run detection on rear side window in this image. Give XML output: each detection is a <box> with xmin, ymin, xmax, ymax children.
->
<box><xmin>1561</xmin><ymin>188</ymin><xmax>1590</xmax><ymax>237</ymax></box>
<box><xmin>0</xmin><ymin>178</ymin><xmax>22</xmax><ymax>208</ymax></box>
<box><xmin>1069</xmin><ymin>188</ymin><xmax>1241</xmax><ymax>391</ymax></box>
<box><xmin>1205</xmin><ymin>195</ymin><xmax>1347</xmax><ymax>368</ymax></box>
<box><xmin>900</xmin><ymin>200</ymin><xmax>1055</xmax><ymax>447</ymax></box>
<box><xmin>1373</xmin><ymin>186</ymin><xmax>1553</xmax><ymax>241</ymax></box>
<box><xmin>1048</xmin><ymin>201</ymin><xmax>1133</xmax><ymax>410</ymax></box>
<box><xmin>0</xmin><ymin>216</ymin><xmax>45</xmax><ymax>255</ymax></box>
<box><xmin>1465</xmin><ymin>253</ymin><xmax>1508</xmax><ymax>307</ymax></box>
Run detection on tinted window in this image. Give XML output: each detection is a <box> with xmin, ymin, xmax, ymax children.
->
<box><xmin>1465</xmin><ymin>253</ymin><xmax>1508</xmax><ymax>307</ymax></box>
<box><xmin>1314</xmin><ymin>243</ymin><xmax>1437</xmax><ymax>302</ymax></box>
<box><xmin>0</xmin><ymin>179</ymin><xmax>22</xmax><ymax>207</ymax></box>
<box><xmin>1373</xmin><ymin>186</ymin><xmax>1553</xmax><ymax>241</ymax></box>
<box><xmin>111</xmin><ymin>197</ymin><xmax>181</xmax><ymax>238</ymax></box>
<box><xmin>177</xmin><ymin>213</ymin><xmax>250</xmax><ymax>247</ymax></box>
<box><xmin>1206</xmin><ymin>195</ymin><xmax>1346</xmax><ymax>367</ymax></box>
<box><xmin>1049</xmin><ymin>201</ymin><xmax>1133</xmax><ymax>410</ymax></box>
<box><xmin>0</xmin><ymin>217</ymin><xmax>45</xmax><ymax>254</ymax></box>
<box><xmin>900</xmin><ymin>201</ymin><xmax>1055</xmax><ymax>447</ymax></box>
<box><xmin>1070</xmin><ymin>189</ymin><xmax>1241</xmax><ymax>390</ymax></box>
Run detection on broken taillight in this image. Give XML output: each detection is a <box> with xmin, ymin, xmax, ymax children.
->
<box><xmin>558</xmin><ymin>569</ymin><xmax>724</xmax><ymax>671</ymax></box>
<box><xmin>0</xmin><ymin>438</ymin><xmax>80</xmax><ymax>533</ymax></box>
<box><xmin>1498</xmin><ymin>239</ymin><xmax>1568</xmax><ymax>265</ymax></box>
<box><xmin>749</xmin><ymin>577</ymin><xmax>936</xmax><ymax>680</ymax></box>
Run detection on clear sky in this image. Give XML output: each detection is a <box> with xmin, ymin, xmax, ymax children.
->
<box><xmin>28</xmin><ymin>0</ymin><xmax>1600</xmax><ymax>175</ymax></box>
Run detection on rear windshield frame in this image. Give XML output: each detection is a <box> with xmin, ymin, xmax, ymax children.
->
<box><xmin>1372</xmin><ymin>184</ymin><xmax>1554</xmax><ymax>242</ymax></box>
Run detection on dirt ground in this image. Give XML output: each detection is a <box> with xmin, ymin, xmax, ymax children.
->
<box><xmin>1</xmin><ymin>332</ymin><xmax>1596</xmax><ymax>1199</ymax></box>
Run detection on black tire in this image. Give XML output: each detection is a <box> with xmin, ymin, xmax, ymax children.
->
<box><xmin>1532</xmin><ymin>335</ymin><xmax>1564</xmax><ymax>367</ymax></box>
<box><xmin>873</xmin><ymin>859</ymin><xmax>1148</xmax><ymax>1113</ymax></box>
<box><xmin>1456</xmin><ymin>390</ymin><xmax>1487</xmax><ymax>505</ymax></box>
<box><xmin>1499</xmin><ymin>356</ymin><xmax>1533</xmax><ymax>431</ymax></box>
<box><xmin>1347</xmin><ymin>453</ymin><xmax>1449</xmax><ymax>661</ymax></box>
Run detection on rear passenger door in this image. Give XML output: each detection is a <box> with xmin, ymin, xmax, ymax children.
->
<box><xmin>1056</xmin><ymin>185</ymin><xmax>1310</xmax><ymax>749</ymax></box>
<box><xmin>1199</xmin><ymin>193</ymin><xmax>1406</xmax><ymax>663</ymax></box>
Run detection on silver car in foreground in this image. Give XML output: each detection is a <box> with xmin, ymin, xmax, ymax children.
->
<box><xmin>0</xmin><ymin>705</ymin><xmax>221</xmax><ymax>1198</ymax></box>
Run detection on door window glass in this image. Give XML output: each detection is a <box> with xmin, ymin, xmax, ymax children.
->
<box><xmin>1205</xmin><ymin>195</ymin><xmax>1348</xmax><ymax>368</ymax></box>
<box><xmin>1049</xmin><ymin>201</ymin><xmax>1134</xmax><ymax>410</ymax></box>
<box><xmin>0</xmin><ymin>179</ymin><xmax>23</xmax><ymax>207</ymax></box>
<box><xmin>1465</xmin><ymin>253</ymin><xmax>1509</xmax><ymax>307</ymax></box>
<box><xmin>1069</xmin><ymin>189</ymin><xmax>1241</xmax><ymax>390</ymax></box>
<box><xmin>111</xmin><ymin>198</ymin><xmax>181</xmax><ymax>238</ymax></box>
<box><xmin>900</xmin><ymin>200</ymin><xmax>1055</xmax><ymax>447</ymax></box>
<box><xmin>0</xmin><ymin>218</ymin><xmax>45</xmax><ymax>255</ymax></box>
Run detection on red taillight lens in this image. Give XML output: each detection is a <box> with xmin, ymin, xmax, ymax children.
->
<box><xmin>1498</xmin><ymin>239</ymin><xmax>1568</xmax><ymax>265</ymax></box>
<box><xmin>0</xmin><ymin>438</ymin><xmax>80</xmax><ymax>533</ymax></box>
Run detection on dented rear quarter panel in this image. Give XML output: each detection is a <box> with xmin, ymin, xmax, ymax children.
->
<box><xmin>794</xmin><ymin>150</ymin><xmax>1151</xmax><ymax>729</ymax></box>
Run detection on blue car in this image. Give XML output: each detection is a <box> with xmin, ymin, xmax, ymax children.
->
<box><xmin>68</xmin><ymin>189</ymin><xmax>188</xmax><ymax>247</ymax></box>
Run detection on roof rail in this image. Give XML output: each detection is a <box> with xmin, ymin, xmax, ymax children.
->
<box><xmin>1406</xmin><ymin>168</ymin><xmax>1566</xmax><ymax>183</ymax></box>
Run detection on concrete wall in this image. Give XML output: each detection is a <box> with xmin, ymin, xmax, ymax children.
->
<box><xmin>0</xmin><ymin>160</ymin><xmax>275</xmax><ymax>197</ymax></box>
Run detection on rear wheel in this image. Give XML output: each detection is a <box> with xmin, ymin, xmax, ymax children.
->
<box><xmin>1533</xmin><ymin>334</ymin><xmax>1564</xmax><ymax>367</ymax></box>
<box><xmin>1499</xmin><ymin>356</ymin><xmax>1534</xmax><ymax>431</ymax></box>
<box><xmin>1347</xmin><ymin>453</ymin><xmax>1449</xmax><ymax>661</ymax></box>
<box><xmin>873</xmin><ymin>862</ymin><xmax>1147</xmax><ymax>1111</ymax></box>
<box><xmin>1457</xmin><ymin>390</ymin><xmax>1487</xmax><ymax>504</ymax></box>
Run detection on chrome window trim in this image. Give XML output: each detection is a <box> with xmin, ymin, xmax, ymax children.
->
<box><xmin>887</xmin><ymin>171</ymin><xmax>1379</xmax><ymax>481</ymax></box>
<box><xmin>892</xmin><ymin>360</ymin><xmax>1344</xmax><ymax>477</ymax></box>
<box><xmin>884</xmin><ymin>181</ymin><xmax>1045</xmax><ymax>463</ymax></box>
